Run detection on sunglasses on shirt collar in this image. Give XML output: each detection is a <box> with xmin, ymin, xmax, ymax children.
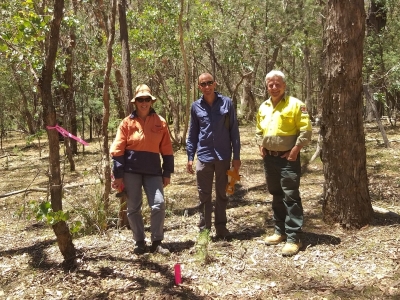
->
<box><xmin>136</xmin><ymin>97</ymin><xmax>152</xmax><ymax>103</ymax></box>
<box><xmin>199</xmin><ymin>81</ymin><xmax>214</xmax><ymax>87</ymax></box>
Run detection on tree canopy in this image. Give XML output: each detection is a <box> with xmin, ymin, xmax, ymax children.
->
<box><xmin>1</xmin><ymin>0</ymin><xmax>398</xmax><ymax>138</ymax></box>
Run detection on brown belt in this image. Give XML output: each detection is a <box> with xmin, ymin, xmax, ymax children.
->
<box><xmin>265</xmin><ymin>149</ymin><xmax>290</xmax><ymax>156</ymax></box>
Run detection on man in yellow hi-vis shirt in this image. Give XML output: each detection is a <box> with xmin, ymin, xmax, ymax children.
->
<box><xmin>256</xmin><ymin>70</ymin><xmax>312</xmax><ymax>256</ymax></box>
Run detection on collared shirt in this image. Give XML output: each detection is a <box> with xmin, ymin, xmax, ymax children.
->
<box><xmin>186</xmin><ymin>92</ymin><xmax>240</xmax><ymax>162</ymax></box>
<box><xmin>110</xmin><ymin>109</ymin><xmax>174</xmax><ymax>179</ymax></box>
<box><xmin>255</xmin><ymin>95</ymin><xmax>312</xmax><ymax>151</ymax></box>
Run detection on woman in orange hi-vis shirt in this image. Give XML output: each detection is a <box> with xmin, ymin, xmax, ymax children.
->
<box><xmin>110</xmin><ymin>84</ymin><xmax>174</xmax><ymax>255</ymax></box>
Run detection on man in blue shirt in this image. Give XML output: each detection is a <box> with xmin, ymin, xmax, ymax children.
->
<box><xmin>186</xmin><ymin>72</ymin><xmax>241</xmax><ymax>238</ymax></box>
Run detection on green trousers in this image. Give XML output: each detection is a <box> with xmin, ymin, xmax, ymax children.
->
<box><xmin>263</xmin><ymin>154</ymin><xmax>303</xmax><ymax>243</ymax></box>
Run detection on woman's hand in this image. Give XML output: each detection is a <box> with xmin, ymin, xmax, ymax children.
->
<box><xmin>112</xmin><ymin>178</ymin><xmax>124</xmax><ymax>190</ymax></box>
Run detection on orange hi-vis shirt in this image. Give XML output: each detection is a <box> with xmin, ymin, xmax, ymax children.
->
<box><xmin>110</xmin><ymin>109</ymin><xmax>174</xmax><ymax>179</ymax></box>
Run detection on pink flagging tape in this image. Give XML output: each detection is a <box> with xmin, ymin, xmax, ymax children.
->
<box><xmin>46</xmin><ymin>124</ymin><xmax>89</xmax><ymax>146</ymax></box>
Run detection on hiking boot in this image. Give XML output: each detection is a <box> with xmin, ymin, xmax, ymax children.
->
<box><xmin>281</xmin><ymin>241</ymin><xmax>302</xmax><ymax>256</ymax></box>
<box><xmin>264</xmin><ymin>233</ymin><xmax>287</xmax><ymax>245</ymax></box>
<box><xmin>150</xmin><ymin>240</ymin><xmax>170</xmax><ymax>256</ymax></box>
<box><xmin>134</xmin><ymin>240</ymin><xmax>146</xmax><ymax>255</ymax></box>
<box><xmin>215</xmin><ymin>227</ymin><xmax>230</xmax><ymax>239</ymax></box>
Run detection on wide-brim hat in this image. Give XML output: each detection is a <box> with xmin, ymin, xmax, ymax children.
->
<box><xmin>131</xmin><ymin>84</ymin><xmax>156</xmax><ymax>102</ymax></box>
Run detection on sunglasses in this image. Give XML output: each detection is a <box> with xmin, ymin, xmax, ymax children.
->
<box><xmin>136</xmin><ymin>97</ymin><xmax>152</xmax><ymax>103</ymax></box>
<box><xmin>199</xmin><ymin>81</ymin><xmax>214</xmax><ymax>87</ymax></box>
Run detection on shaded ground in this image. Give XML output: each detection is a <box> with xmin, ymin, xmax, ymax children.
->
<box><xmin>0</xmin><ymin>124</ymin><xmax>400</xmax><ymax>299</ymax></box>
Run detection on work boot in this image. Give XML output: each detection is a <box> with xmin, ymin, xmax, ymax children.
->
<box><xmin>264</xmin><ymin>233</ymin><xmax>287</xmax><ymax>245</ymax></box>
<box><xmin>281</xmin><ymin>241</ymin><xmax>303</xmax><ymax>256</ymax></box>
<box><xmin>198</xmin><ymin>217</ymin><xmax>211</xmax><ymax>233</ymax></box>
<box><xmin>215</xmin><ymin>227</ymin><xmax>230</xmax><ymax>239</ymax></box>
<box><xmin>133</xmin><ymin>240</ymin><xmax>146</xmax><ymax>255</ymax></box>
<box><xmin>150</xmin><ymin>240</ymin><xmax>170</xmax><ymax>256</ymax></box>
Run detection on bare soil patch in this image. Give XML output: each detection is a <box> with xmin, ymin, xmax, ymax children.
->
<box><xmin>0</xmin><ymin>124</ymin><xmax>400</xmax><ymax>299</ymax></box>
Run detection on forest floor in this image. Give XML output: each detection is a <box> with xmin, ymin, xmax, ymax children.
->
<box><xmin>0</xmin><ymin>123</ymin><xmax>400</xmax><ymax>300</ymax></box>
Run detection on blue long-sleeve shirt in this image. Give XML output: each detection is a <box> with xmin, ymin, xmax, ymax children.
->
<box><xmin>186</xmin><ymin>92</ymin><xmax>240</xmax><ymax>162</ymax></box>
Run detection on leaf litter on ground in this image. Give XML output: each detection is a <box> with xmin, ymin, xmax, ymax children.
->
<box><xmin>0</xmin><ymin>124</ymin><xmax>400</xmax><ymax>299</ymax></box>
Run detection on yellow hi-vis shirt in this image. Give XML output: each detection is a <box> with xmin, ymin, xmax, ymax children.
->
<box><xmin>255</xmin><ymin>95</ymin><xmax>312</xmax><ymax>151</ymax></box>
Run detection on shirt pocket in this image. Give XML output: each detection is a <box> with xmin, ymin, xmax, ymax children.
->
<box><xmin>218</xmin><ymin>108</ymin><xmax>230</xmax><ymax>129</ymax></box>
<box><xmin>150</xmin><ymin>123</ymin><xmax>164</xmax><ymax>145</ymax></box>
<box><xmin>278</xmin><ymin>111</ymin><xmax>296</xmax><ymax>133</ymax></box>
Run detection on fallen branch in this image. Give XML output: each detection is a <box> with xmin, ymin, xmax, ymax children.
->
<box><xmin>363</xmin><ymin>85</ymin><xmax>391</xmax><ymax>148</ymax></box>
<box><xmin>310</xmin><ymin>133</ymin><xmax>322</xmax><ymax>163</ymax></box>
<box><xmin>0</xmin><ymin>188</ymin><xmax>47</xmax><ymax>199</ymax></box>
<box><xmin>373</xmin><ymin>205</ymin><xmax>400</xmax><ymax>218</ymax></box>
<box><xmin>0</xmin><ymin>154</ymin><xmax>18</xmax><ymax>159</ymax></box>
<box><xmin>0</xmin><ymin>180</ymin><xmax>101</xmax><ymax>199</ymax></box>
<box><xmin>64</xmin><ymin>179</ymin><xmax>101</xmax><ymax>189</ymax></box>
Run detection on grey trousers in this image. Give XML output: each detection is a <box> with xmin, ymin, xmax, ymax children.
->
<box><xmin>123</xmin><ymin>172</ymin><xmax>166</xmax><ymax>242</ymax></box>
<box><xmin>196</xmin><ymin>160</ymin><xmax>231</xmax><ymax>230</ymax></box>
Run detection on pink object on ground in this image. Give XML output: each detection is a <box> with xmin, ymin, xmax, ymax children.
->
<box><xmin>174</xmin><ymin>263</ymin><xmax>182</xmax><ymax>285</ymax></box>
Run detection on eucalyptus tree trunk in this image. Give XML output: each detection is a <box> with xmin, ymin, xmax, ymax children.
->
<box><xmin>321</xmin><ymin>0</ymin><xmax>373</xmax><ymax>228</ymax></box>
<box><xmin>64</xmin><ymin>1</ymin><xmax>78</xmax><ymax>157</ymax></box>
<box><xmin>116</xmin><ymin>0</ymin><xmax>132</xmax><ymax>228</ymax></box>
<box><xmin>40</xmin><ymin>0</ymin><xmax>76</xmax><ymax>264</ymax></box>
<box><xmin>64</xmin><ymin>32</ymin><xmax>78</xmax><ymax>155</ymax></box>
<box><xmin>101</xmin><ymin>0</ymin><xmax>116</xmax><ymax>216</ymax></box>
<box><xmin>118</xmin><ymin>0</ymin><xmax>133</xmax><ymax>115</ymax></box>
<box><xmin>363</xmin><ymin>85</ymin><xmax>390</xmax><ymax>148</ymax></box>
<box><xmin>365</xmin><ymin>0</ymin><xmax>388</xmax><ymax>122</ymax></box>
<box><xmin>18</xmin><ymin>87</ymin><xmax>35</xmax><ymax>134</ymax></box>
<box><xmin>112</xmin><ymin>70</ymin><xmax>126</xmax><ymax>119</ymax></box>
<box><xmin>239</xmin><ymin>72</ymin><xmax>257</xmax><ymax>121</ymax></box>
<box><xmin>155</xmin><ymin>70</ymin><xmax>181</xmax><ymax>144</ymax></box>
<box><xmin>303</xmin><ymin>41</ymin><xmax>313</xmax><ymax>117</ymax></box>
<box><xmin>11</xmin><ymin>66</ymin><xmax>36</xmax><ymax>134</ymax></box>
<box><xmin>61</xmin><ymin>118</ymin><xmax>75</xmax><ymax>172</ymax></box>
<box><xmin>179</xmin><ymin>0</ymin><xmax>191</xmax><ymax>146</ymax></box>
<box><xmin>60</xmin><ymin>32</ymin><xmax>77</xmax><ymax>171</ymax></box>
<box><xmin>239</xmin><ymin>22</ymin><xmax>258</xmax><ymax>121</ymax></box>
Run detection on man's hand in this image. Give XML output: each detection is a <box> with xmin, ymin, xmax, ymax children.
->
<box><xmin>283</xmin><ymin>145</ymin><xmax>302</xmax><ymax>161</ymax></box>
<box><xmin>232</xmin><ymin>159</ymin><xmax>241</xmax><ymax>171</ymax></box>
<box><xmin>186</xmin><ymin>161</ymin><xmax>195</xmax><ymax>174</ymax></box>
<box><xmin>163</xmin><ymin>177</ymin><xmax>171</xmax><ymax>187</ymax></box>
<box><xmin>259</xmin><ymin>146</ymin><xmax>266</xmax><ymax>158</ymax></box>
